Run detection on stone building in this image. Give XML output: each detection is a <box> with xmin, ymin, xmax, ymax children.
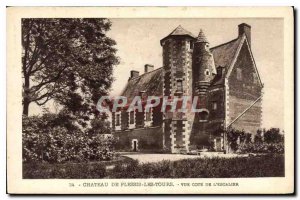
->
<box><xmin>112</xmin><ymin>23</ymin><xmax>263</xmax><ymax>153</ymax></box>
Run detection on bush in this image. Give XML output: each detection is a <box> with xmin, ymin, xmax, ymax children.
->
<box><xmin>23</xmin><ymin>162</ymin><xmax>107</xmax><ymax>179</ymax></box>
<box><xmin>226</xmin><ymin>129</ymin><xmax>252</xmax><ymax>152</ymax></box>
<box><xmin>239</xmin><ymin>142</ymin><xmax>284</xmax><ymax>154</ymax></box>
<box><xmin>23</xmin><ymin>114</ymin><xmax>116</xmax><ymax>163</ymax></box>
<box><xmin>264</xmin><ymin>128</ymin><xmax>284</xmax><ymax>143</ymax></box>
<box><xmin>109</xmin><ymin>155</ymin><xmax>284</xmax><ymax>178</ymax></box>
<box><xmin>226</xmin><ymin>128</ymin><xmax>284</xmax><ymax>154</ymax></box>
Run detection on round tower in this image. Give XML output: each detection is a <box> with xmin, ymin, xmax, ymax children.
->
<box><xmin>161</xmin><ymin>25</ymin><xmax>195</xmax><ymax>97</ymax></box>
<box><xmin>160</xmin><ymin>25</ymin><xmax>196</xmax><ymax>153</ymax></box>
<box><xmin>192</xmin><ymin>29</ymin><xmax>216</xmax><ymax>98</ymax></box>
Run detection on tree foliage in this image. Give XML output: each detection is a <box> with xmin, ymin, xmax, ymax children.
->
<box><xmin>22</xmin><ymin>18</ymin><xmax>119</xmax><ymax>116</ymax></box>
<box><xmin>22</xmin><ymin>114</ymin><xmax>116</xmax><ymax>163</ymax></box>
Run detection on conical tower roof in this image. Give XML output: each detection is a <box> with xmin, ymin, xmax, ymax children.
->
<box><xmin>196</xmin><ymin>29</ymin><xmax>208</xmax><ymax>43</ymax></box>
<box><xmin>168</xmin><ymin>25</ymin><xmax>195</xmax><ymax>37</ymax></box>
<box><xmin>160</xmin><ymin>25</ymin><xmax>196</xmax><ymax>45</ymax></box>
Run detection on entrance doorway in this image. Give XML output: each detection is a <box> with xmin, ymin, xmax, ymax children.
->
<box><xmin>132</xmin><ymin>139</ymin><xmax>138</xmax><ymax>152</ymax></box>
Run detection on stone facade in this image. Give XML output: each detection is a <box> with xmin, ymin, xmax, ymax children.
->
<box><xmin>112</xmin><ymin>23</ymin><xmax>263</xmax><ymax>153</ymax></box>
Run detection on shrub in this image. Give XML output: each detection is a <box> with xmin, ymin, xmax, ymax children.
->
<box><xmin>239</xmin><ymin>142</ymin><xmax>284</xmax><ymax>154</ymax></box>
<box><xmin>226</xmin><ymin>129</ymin><xmax>252</xmax><ymax>152</ymax></box>
<box><xmin>264</xmin><ymin>128</ymin><xmax>284</xmax><ymax>143</ymax></box>
<box><xmin>109</xmin><ymin>154</ymin><xmax>284</xmax><ymax>178</ymax></box>
<box><xmin>226</xmin><ymin>128</ymin><xmax>284</xmax><ymax>154</ymax></box>
<box><xmin>23</xmin><ymin>162</ymin><xmax>107</xmax><ymax>179</ymax></box>
<box><xmin>23</xmin><ymin>114</ymin><xmax>116</xmax><ymax>163</ymax></box>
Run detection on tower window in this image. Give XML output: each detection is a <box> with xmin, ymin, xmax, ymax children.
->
<box><xmin>129</xmin><ymin>111</ymin><xmax>134</xmax><ymax>124</ymax></box>
<box><xmin>189</xmin><ymin>40</ymin><xmax>194</xmax><ymax>49</ymax></box>
<box><xmin>177</xmin><ymin>80</ymin><xmax>183</xmax><ymax>92</ymax></box>
<box><xmin>116</xmin><ymin>114</ymin><xmax>120</xmax><ymax>126</ymax></box>
<box><xmin>237</xmin><ymin>68</ymin><xmax>242</xmax><ymax>80</ymax></box>
<box><xmin>212</xmin><ymin>102</ymin><xmax>217</xmax><ymax>110</ymax></box>
<box><xmin>205</xmin><ymin>69</ymin><xmax>210</xmax><ymax>76</ymax></box>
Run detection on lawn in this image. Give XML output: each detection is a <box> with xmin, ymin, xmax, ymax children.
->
<box><xmin>23</xmin><ymin>154</ymin><xmax>284</xmax><ymax>179</ymax></box>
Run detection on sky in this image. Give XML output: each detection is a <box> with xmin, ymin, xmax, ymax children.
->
<box><xmin>107</xmin><ymin>18</ymin><xmax>284</xmax><ymax>130</ymax></box>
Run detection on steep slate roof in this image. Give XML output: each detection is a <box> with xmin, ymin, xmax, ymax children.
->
<box><xmin>210</xmin><ymin>37</ymin><xmax>242</xmax><ymax>70</ymax></box>
<box><xmin>210</xmin><ymin>37</ymin><xmax>243</xmax><ymax>86</ymax></box>
<box><xmin>196</xmin><ymin>29</ymin><xmax>208</xmax><ymax>43</ymax></box>
<box><xmin>160</xmin><ymin>25</ymin><xmax>196</xmax><ymax>45</ymax></box>
<box><xmin>121</xmin><ymin>68</ymin><xmax>163</xmax><ymax>100</ymax></box>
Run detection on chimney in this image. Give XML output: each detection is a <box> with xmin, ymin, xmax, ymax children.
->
<box><xmin>144</xmin><ymin>64</ymin><xmax>154</xmax><ymax>73</ymax></box>
<box><xmin>238</xmin><ymin>23</ymin><xmax>251</xmax><ymax>46</ymax></box>
<box><xmin>130</xmin><ymin>70</ymin><xmax>139</xmax><ymax>79</ymax></box>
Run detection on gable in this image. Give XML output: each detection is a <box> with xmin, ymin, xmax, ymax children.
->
<box><xmin>226</xmin><ymin>35</ymin><xmax>263</xmax><ymax>88</ymax></box>
<box><xmin>227</xmin><ymin>39</ymin><xmax>263</xmax><ymax>100</ymax></box>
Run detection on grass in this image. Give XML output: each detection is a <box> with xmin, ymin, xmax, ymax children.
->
<box><xmin>23</xmin><ymin>154</ymin><xmax>284</xmax><ymax>179</ymax></box>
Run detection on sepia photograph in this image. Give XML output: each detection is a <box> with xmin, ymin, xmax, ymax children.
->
<box><xmin>6</xmin><ymin>7</ymin><xmax>294</xmax><ymax>194</ymax></box>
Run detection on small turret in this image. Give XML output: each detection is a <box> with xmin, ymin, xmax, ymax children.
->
<box><xmin>192</xmin><ymin>29</ymin><xmax>216</xmax><ymax>96</ymax></box>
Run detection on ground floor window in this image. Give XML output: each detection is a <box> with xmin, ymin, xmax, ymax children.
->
<box><xmin>116</xmin><ymin>114</ymin><xmax>120</xmax><ymax>126</ymax></box>
<box><xmin>129</xmin><ymin>111</ymin><xmax>134</xmax><ymax>124</ymax></box>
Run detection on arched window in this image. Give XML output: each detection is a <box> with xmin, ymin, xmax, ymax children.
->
<box><xmin>205</xmin><ymin>69</ymin><xmax>210</xmax><ymax>76</ymax></box>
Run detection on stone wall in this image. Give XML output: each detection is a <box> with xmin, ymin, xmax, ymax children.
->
<box><xmin>227</xmin><ymin>42</ymin><xmax>262</xmax><ymax>135</ymax></box>
<box><xmin>113</xmin><ymin>126</ymin><xmax>164</xmax><ymax>152</ymax></box>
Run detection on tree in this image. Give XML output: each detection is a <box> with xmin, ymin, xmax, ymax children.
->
<box><xmin>22</xmin><ymin>18</ymin><xmax>119</xmax><ymax>116</ymax></box>
<box><xmin>264</xmin><ymin>128</ymin><xmax>283</xmax><ymax>143</ymax></box>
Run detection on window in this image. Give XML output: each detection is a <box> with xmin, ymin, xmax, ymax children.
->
<box><xmin>116</xmin><ymin>114</ymin><xmax>120</xmax><ymax>126</ymax></box>
<box><xmin>177</xmin><ymin>80</ymin><xmax>183</xmax><ymax>92</ymax></box>
<box><xmin>212</xmin><ymin>102</ymin><xmax>217</xmax><ymax>110</ymax></box>
<box><xmin>236</xmin><ymin>68</ymin><xmax>242</xmax><ymax>80</ymax></box>
<box><xmin>145</xmin><ymin>111</ymin><xmax>151</xmax><ymax>121</ymax></box>
<box><xmin>205</xmin><ymin>69</ymin><xmax>210</xmax><ymax>76</ymax></box>
<box><xmin>129</xmin><ymin>111</ymin><xmax>134</xmax><ymax>124</ymax></box>
<box><xmin>189</xmin><ymin>40</ymin><xmax>194</xmax><ymax>49</ymax></box>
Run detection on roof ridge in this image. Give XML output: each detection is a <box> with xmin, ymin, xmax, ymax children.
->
<box><xmin>129</xmin><ymin>67</ymin><xmax>163</xmax><ymax>81</ymax></box>
<box><xmin>210</xmin><ymin>37</ymin><xmax>240</xmax><ymax>50</ymax></box>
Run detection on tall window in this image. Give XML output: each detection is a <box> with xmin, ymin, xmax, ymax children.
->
<box><xmin>129</xmin><ymin>111</ymin><xmax>134</xmax><ymax>124</ymax></box>
<box><xmin>236</xmin><ymin>68</ymin><xmax>242</xmax><ymax>80</ymax></box>
<box><xmin>177</xmin><ymin>80</ymin><xmax>183</xmax><ymax>92</ymax></box>
<box><xmin>145</xmin><ymin>111</ymin><xmax>151</xmax><ymax>121</ymax></box>
<box><xmin>116</xmin><ymin>114</ymin><xmax>120</xmax><ymax>126</ymax></box>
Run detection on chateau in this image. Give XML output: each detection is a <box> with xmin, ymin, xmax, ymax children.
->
<box><xmin>112</xmin><ymin>23</ymin><xmax>263</xmax><ymax>153</ymax></box>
